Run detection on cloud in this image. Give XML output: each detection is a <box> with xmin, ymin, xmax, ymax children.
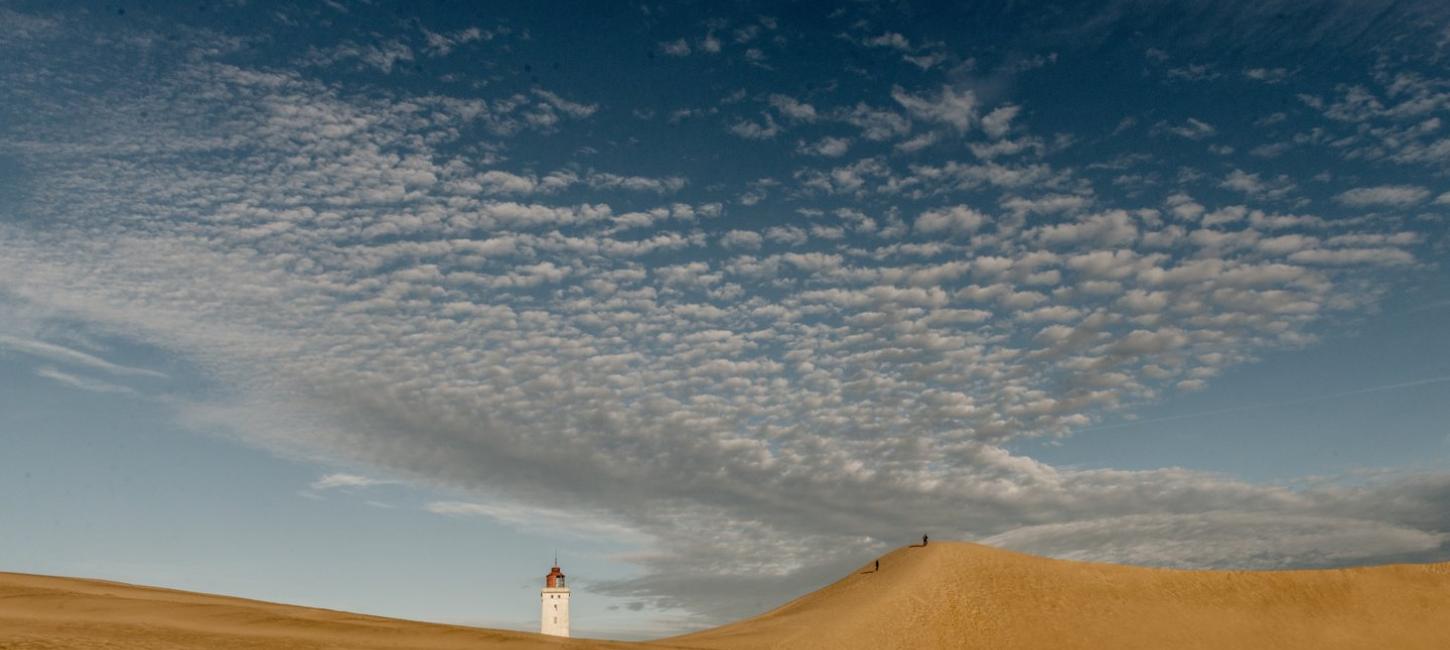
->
<box><xmin>1153</xmin><ymin>117</ymin><xmax>1216</xmax><ymax>140</ymax></box>
<box><xmin>728</xmin><ymin>114</ymin><xmax>781</xmax><ymax>139</ymax></box>
<box><xmin>304</xmin><ymin>39</ymin><xmax>414</xmax><ymax>73</ymax></box>
<box><xmin>863</xmin><ymin>32</ymin><xmax>912</xmax><ymax>52</ymax></box>
<box><xmin>980</xmin><ymin>105</ymin><xmax>1020</xmax><ymax>139</ymax></box>
<box><xmin>1220</xmin><ymin>169</ymin><xmax>1297</xmax><ymax>201</ymax></box>
<box><xmin>310</xmin><ymin>473</ymin><xmax>397</xmax><ymax>490</ymax></box>
<box><xmin>836</xmin><ymin>103</ymin><xmax>912</xmax><ymax>141</ymax></box>
<box><xmin>532</xmin><ymin>89</ymin><xmax>598</xmax><ymax>119</ymax></box>
<box><xmin>0</xmin><ymin>334</ymin><xmax>167</xmax><ymax>378</ymax></box>
<box><xmin>699</xmin><ymin>33</ymin><xmax>722</xmax><ymax>54</ymax></box>
<box><xmin>915</xmin><ymin>205</ymin><xmax>989</xmax><ymax>235</ymax></box>
<box><xmin>1032</xmin><ymin>210</ymin><xmax>1138</xmax><ymax>247</ymax></box>
<box><xmin>1167</xmin><ymin>63</ymin><xmax>1220</xmax><ymax>81</ymax></box>
<box><xmin>1243</xmin><ymin>67</ymin><xmax>1291</xmax><ymax>83</ymax></box>
<box><xmin>796</xmin><ymin>136</ymin><xmax>851</xmax><ymax>157</ymax></box>
<box><xmin>857</xmin><ymin>32</ymin><xmax>948</xmax><ymax>69</ymax></box>
<box><xmin>1333</xmin><ymin>185</ymin><xmax>1431</xmax><ymax>207</ymax></box>
<box><xmin>982</xmin><ymin>512</ymin><xmax>1445</xmax><ymax>569</ymax></box>
<box><xmin>768</xmin><ymin>94</ymin><xmax>817</xmax><ymax>122</ymax></box>
<box><xmin>659</xmin><ymin>39</ymin><xmax>691</xmax><ymax>56</ymax></box>
<box><xmin>33</xmin><ymin>366</ymin><xmax>138</xmax><ymax>395</ymax></box>
<box><xmin>587</xmin><ymin>173</ymin><xmax>688</xmax><ymax>194</ymax></box>
<box><xmin>421</xmin><ymin>27</ymin><xmax>488</xmax><ymax>57</ymax></box>
<box><xmin>891</xmin><ymin>85</ymin><xmax>978</xmax><ymax>132</ymax></box>
<box><xmin>720</xmin><ymin>230</ymin><xmax>763</xmax><ymax>250</ymax></box>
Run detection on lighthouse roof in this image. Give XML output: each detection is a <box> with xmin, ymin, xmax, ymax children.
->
<box><xmin>545</xmin><ymin>564</ymin><xmax>566</xmax><ymax>588</ymax></box>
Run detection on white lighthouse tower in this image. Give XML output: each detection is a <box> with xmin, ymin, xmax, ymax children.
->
<box><xmin>539</xmin><ymin>558</ymin><xmax>570</xmax><ymax>637</ymax></box>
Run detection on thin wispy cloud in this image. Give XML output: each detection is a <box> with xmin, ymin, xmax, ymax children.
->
<box><xmin>0</xmin><ymin>334</ymin><xmax>167</xmax><ymax>379</ymax></box>
<box><xmin>33</xmin><ymin>366</ymin><xmax>138</xmax><ymax>396</ymax></box>
<box><xmin>309</xmin><ymin>473</ymin><xmax>398</xmax><ymax>491</ymax></box>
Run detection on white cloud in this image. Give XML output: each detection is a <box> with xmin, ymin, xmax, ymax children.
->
<box><xmin>0</xmin><ymin>334</ymin><xmax>167</xmax><ymax>378</ymax></box>
<box><xmin>421</xmin><ymin>27</ymin><xmax>487</xmax><ymax>57</ymax></box>
<box><xmin>863</xmin><ymin>32</ymin><xmax>912</xmax><ymax>51</ymax></box>
<box><xmin>837</xmin><ymin>103</ymin><xmax>912</xmax><ymax>141</ymax></box>
<box><xmin>532</xmin><ymin>89</ymin><xmax>598</xmax><ymax>119</ymax></box>
<box><xmin>980</xmin><ymin>105</ymin><xmax>1020</xmax><ymax>139</ymax></box>
<box><xmin>588</xmin><ymin>173</ymin><xmax>688</xmax><ymax>194</ymax></box>
<box><xmin>1333</xmin><ymin>185</ymin><xmax>1431</xmax><ymax>207</ymax></box>
<box><xmin>699</xmin><ymin>33</ymin><xmax>722</xmax><ymax>54</ymax></box>
<box><xmin>915</xmin><ymin>205</ymin><xmax>989</xmax><ymax>235</ymax></box>
<box><xmin>1154</xmin><ymin>117</ymin><xmax>1216</xmax><ymax>140</ymax></box>
<box><xmin>310</xmin><ymin>473</ymin><xmax>396</xmax><ymax>490</ymax></box>
<box><xmin>1243</xmin><ymin>67</ymin><xmax>1291</xmax><ymax>83</ymax></box>
<box><xmin>903</xmin><ymin>52</ymin><xmax>947</xmax><ymax>70</ymax></box>
<box><xmin>728</xmin><ymin>114</ymin><xmax>781</xmax><ymax>140</ymax></box>
<box><xmin>659</xmin><ymin>38</ymin><xmax>691</xmax><ymax>56</ymax></box>
<box><xmin>1033</xmin><ymin>210</ymin><xmax>1138</xmax><ymax>247</ymax></box>
<box><xmin>768</xmin><ymin>94</ymin><xmax>817</xmax><ymax>122</ymax></box>
<box><xmin>720</xmin><ymin>230</ymin><xmax>763</xmax><ymax>250</ymax></box>
<box><xmin>304</xmin><ymin>39</ymin><xmax>415</xmax><ymax>74</ymax></box>
<box><xmin>33</xmin><ymin>366</ymin><xmax>138</xmax><ymax>395</ymax></box>
<box><xmin>797</xmin><ymin>136</ymin><xmax>850</xmax><ymax>157</ymax></box>
<box><xmin>764</xmin><ymin>226</ymin><xmax>809</xmax><ymax>246</ymax></box>
<box><xmin>892</xmin><ymin>84</ymin><xmax>977</xmax><ymax>132</ymax></box>
<box><xmin>894</xmin><ymin>131</ymin><xmax>940</xmax><ymax>153</ymax></box>
<box><xmin>1220</xmin><ymin>169</ymin><xmax>1297</xmax><ymax>201</ymax></box>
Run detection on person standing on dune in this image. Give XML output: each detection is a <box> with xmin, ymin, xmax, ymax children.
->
<box><xmin>923</xmin><ymin>534</ymin><xmax>929</xmax><ymax>546</ymax></box>
<box><xmin>875</xmin><ymin>560</ymin><xmax>879</xmax><ymax>572</ymax></box>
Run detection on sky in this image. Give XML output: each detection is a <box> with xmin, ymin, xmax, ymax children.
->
<box><xmin>1</xmin><ymin>0</ymin><xmax>1449</xmax><ymax>640</ymax></box>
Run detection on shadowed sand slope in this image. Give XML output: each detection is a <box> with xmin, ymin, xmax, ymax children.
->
<box><xmin>661</xmin><ymin>542</ymin><xmax>1450</xmax><ymax>650</ymax></box>
<box><xmin>0</xmin><ymin>572</ymin><xmax>666</xmax><ymax>650</ymax></box>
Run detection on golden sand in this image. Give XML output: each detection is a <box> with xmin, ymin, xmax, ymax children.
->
<box><xmin>5</xmin><ymin>542</ymin><xmax>1449</xmax><ymax>649</ymax></box>
<box><xmin>0</xmin><ymin>571</ymin><xmax>654</xmax><ymax>650</ymax></box>
<box><xmin>666</xmin><ymin>542</ymin><xmax>1450</xmax><ymax>649</ymax></box>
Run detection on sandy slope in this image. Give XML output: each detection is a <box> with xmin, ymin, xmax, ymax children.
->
<box><xmin>664</xmin><ymin>542</ymin><xmax>1450</xmax><ymax>649</ymax></box>
<box><xmin>5</xmin><ymin>542</ymin><xmax>1450</xmax><ymax>649</ymax></box>
<box><xmin>0</xmin><ymin>571</ymin><xmax>663</xmax><ymax>650</ymax></box>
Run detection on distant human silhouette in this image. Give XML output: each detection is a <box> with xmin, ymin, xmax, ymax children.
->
<box><xmin>922</xmin><ymin>534</ymin><xmax>929</xmax><ymax>546</ymax></box>
<box><xmin>874</xmin><ymin>559</ymin><xmax>879</xmax><ymax>572</ymax></box>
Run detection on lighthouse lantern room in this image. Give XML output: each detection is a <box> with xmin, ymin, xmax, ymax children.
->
<box><xmin>540</xmin><ymin>561</ymin><xmax>570</xmax><ymax>637</ymax></box>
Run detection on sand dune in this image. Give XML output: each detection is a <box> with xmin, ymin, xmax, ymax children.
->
<box><xmin>5</xmin><ymin>542</ymin><xmax>1450</xmax><ymax>649</ymax></box>
<box><xmin>666</xmin><ymin>542</ymin><xmax>1450</xmax><ymax>649</ymax></box>
<box><xmin>0</xmin><ymin>571</ymin><xmax>659</xmax><ymax>649</ymax></box>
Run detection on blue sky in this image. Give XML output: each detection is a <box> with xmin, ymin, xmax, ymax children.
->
<box><xmin>1</xmin><ymin>0</ymin><xmax>1449</xmax><ymax>639</ymax></box>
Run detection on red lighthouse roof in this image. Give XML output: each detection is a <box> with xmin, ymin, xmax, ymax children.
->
<box><xmin>545</xmin><ymin>565</ymin><xmax>566</xmax><ymax>588</ymax></box>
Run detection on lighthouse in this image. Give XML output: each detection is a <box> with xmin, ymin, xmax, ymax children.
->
<box><xmin>540</xmin><ymin>560</ymin><xmax>570</xmax><ymax>637</ymax></box>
